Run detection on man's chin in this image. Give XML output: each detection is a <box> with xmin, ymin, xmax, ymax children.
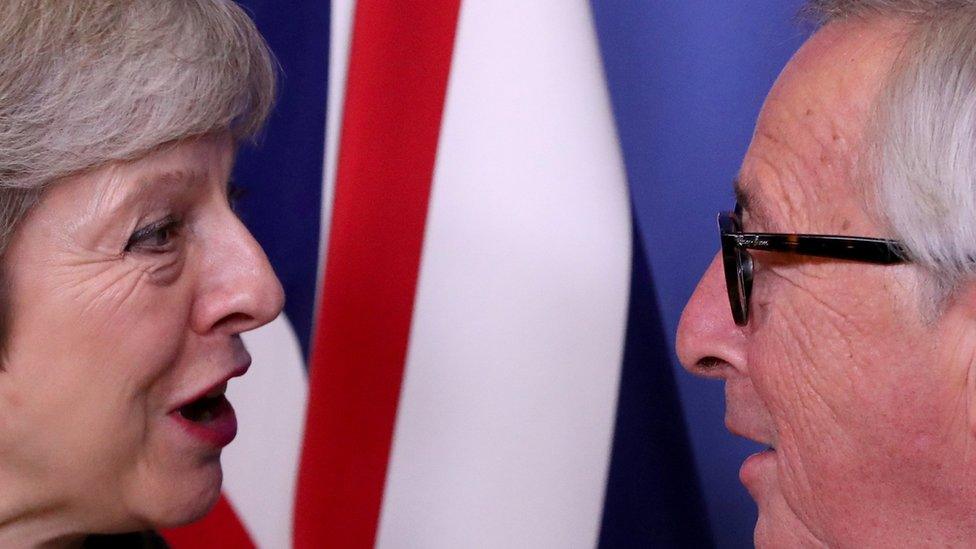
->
<box><xmin>753</xmin><ymin>498</ymin><xmax>828</xmax><ymax>548</ymax></box>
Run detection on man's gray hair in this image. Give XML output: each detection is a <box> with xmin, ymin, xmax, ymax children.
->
<box><xmin>0</xmin><ymin>0</ymin><xmax>275</xmax><ymax>250</ymax></box>
<box><xmin>806</xmin><ymin>1</ymin><xmax>976</xmax><ymax>294</ymax></box>
<box><xmin>805</xmin><ymin>0</ymin><xmax>971</xmax><ymax>21</ymax></box>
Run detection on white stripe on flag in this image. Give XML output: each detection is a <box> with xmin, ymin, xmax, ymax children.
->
<box><xmin>316</xmin><ymin>0</ymin><xmax>357</xmax><ymax>317</ymax></box>
<box><xmin>376</xmin><ymin>1</ymin><xmax>632</xmax><ymax>546</ymax></box>
<box><xmin>224</xmin><ymin>313</ymin><xmax>309</xmax><ymax>548</ymax></box>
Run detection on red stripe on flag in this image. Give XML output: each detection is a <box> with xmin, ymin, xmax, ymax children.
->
<box><xmin>162</xmin><ymin>494</ymin><xmax>255</xmax><ymax>549</ymax></box>
<box><xmin>294</xmin><ymin>1</ymin><xmax>462</xmax><ymax>547</ymax></box>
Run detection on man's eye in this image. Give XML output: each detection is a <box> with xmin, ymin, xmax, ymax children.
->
<box><xmin>125</xmin><ymin>216</ymin><xmax>182</xmax><ymax>253</ymax></box>
<box><xmin>227</xmin><ymin>181</ymin><xmax>247</xmax><ymax>216</ymax></box>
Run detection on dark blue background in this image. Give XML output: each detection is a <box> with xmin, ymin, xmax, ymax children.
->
<box><xmin>234</xmin><ymin>2</ymin><xmax>812</xmax><ymax>547</ymax></box>
<box><xmin>234</xmin><ymin>0</ymin><xmax>331</xmax><ymax>358</ymax></box>
<box><xmin>590</xmin><ymin>2</ymin><xmax>810</xmax><ymax>546</ymax></box>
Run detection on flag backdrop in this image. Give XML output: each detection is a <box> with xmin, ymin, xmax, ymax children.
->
<box><xmin>163</xmin><ymin>1</ymin><xmax>810</xmax><ymax>548</ymax></box>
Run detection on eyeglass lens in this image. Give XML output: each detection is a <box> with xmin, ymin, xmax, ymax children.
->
<box><xmin>718</xmin><ymin>211</ymin><xmax>752</xmax><ymax>326</ymax></box>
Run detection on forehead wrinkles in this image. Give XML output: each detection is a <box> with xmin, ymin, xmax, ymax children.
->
<box><xmin>739</xmin><ymin>19</ymin><xmax>904</xmax><ymax>235</ymax></box>
<box><xmin>77</xmin><ymin>156</ymin><xmax>219</xmax><ymax>236</ymax></box>
<box><xmin>740</xmin><ymin>88</ymin><xmax>863</xmax><ymax>234</ymax></box>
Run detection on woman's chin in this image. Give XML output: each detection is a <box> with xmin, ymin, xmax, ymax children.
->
<box><xmin>132</xmin><ymin>460</ymin><xmax>224</xmax><ymax>530</ymax></box>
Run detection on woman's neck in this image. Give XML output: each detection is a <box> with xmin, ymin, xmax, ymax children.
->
<box><xmin>0</xmin><ymin>482</ymin><xmax>85</xmax><ymax>549</ymax></box>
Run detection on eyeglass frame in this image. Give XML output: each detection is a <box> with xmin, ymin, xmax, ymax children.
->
<box><xmin>718</xmin><ymin>204</ymin><xmax>909</xmax><ymax>326</ymax></box>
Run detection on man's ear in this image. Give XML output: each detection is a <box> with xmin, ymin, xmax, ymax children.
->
<box><xmin>943</xmin><ymin>281</ymin><xmax>976</xmax><ymax>438</ymax></box>
<box><xmin>950</xmin><ymin>281</ymin><xmax>976</xmax><ymax>318</ymax></box>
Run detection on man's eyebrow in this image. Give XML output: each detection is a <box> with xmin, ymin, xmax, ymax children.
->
<box><xmin>733</xmin><ymin>177</ymin><xmax>750</xmax><ymax>210</ymax></box>
<box><xmin>732</xmin><ymin>176</ymin><xmax>769</xmax><ymax>226</ymax></box>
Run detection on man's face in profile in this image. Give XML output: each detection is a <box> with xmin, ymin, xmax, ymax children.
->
<box><xmin>677</xmin><ymin>17</ymin><xmax>976</xmax><ymax>548</ymax></box>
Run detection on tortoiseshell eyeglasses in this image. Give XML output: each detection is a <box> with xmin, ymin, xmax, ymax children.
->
<box><xmin>718</xmin><ymin>204</ymin><xmax>908</xmax><ymax>325</ymax></box>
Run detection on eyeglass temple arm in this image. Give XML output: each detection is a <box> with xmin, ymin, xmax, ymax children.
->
<box><xmin>731</xmin><ymin>233</ymin><xmax>907</xmax><ymax>265</ymax></box>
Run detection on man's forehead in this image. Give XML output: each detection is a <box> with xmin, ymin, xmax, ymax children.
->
<box><xmin>734</xmin><ymin>18</ymin><xmax>908</xmax><ymax>233</ymax></box>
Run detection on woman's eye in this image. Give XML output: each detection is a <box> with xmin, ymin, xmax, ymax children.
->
<box><xmin>125</xmin><ymin>216</ymin><xmax>182</xmax><ymax>254</ymax></box>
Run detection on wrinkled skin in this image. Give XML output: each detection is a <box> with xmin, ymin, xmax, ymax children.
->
<box><xmin>677</xmin><ymin>18</ymin><xmax>976</xmax><ymax>548</ymax></box>
<box><xmin>0</xmin><ymin>134</ymin><xmax>284</xmax><ymax>546</ymax></box>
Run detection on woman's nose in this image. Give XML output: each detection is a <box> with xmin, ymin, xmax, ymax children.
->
<box><xmin>675</xmin><ymin>253</ymin><xmax>747</xmax><ymax>379</ymax></box>
<box><xmin>191</xmin><ymin>214</ymin><xmax>286</xmax><ymax>336</ymax></box>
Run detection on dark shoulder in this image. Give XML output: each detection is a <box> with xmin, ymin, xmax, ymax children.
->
<box><xmin>83</xmin><ymin>531</ymin><xmax>169</xmax><ymax>549</ymax></box>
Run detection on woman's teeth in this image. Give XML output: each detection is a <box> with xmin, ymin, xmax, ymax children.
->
<box><xmin>179</xmin><ymin>383</ymin><xmax>228</xmax><ymax>422</ymax></box>
<box><xmin>206</xmin><ymin>382</ymin><xmax>228</xmax><ymax>399</ymax></box>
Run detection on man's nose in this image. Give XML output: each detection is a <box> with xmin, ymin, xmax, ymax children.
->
<box><xmin>675</xmin><ymin>253</ymin><xmax>747</xmax><ymax>379</ymax></box>
<box><xmin>191</xmin><ymin>215</ymin><xmax>286</xmax><ymax>336</ymax></box>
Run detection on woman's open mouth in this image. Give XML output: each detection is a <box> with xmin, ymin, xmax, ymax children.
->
<box><xmin>171</xmin><ymin>382</ymin><xmax>238</xmax><ymax>447</ymax></box>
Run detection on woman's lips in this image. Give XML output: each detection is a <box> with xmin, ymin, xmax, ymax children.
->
<box><xmin>169</xmin><ymin>395</ymin><xmax>237</xmax><ymax>448</ymax></box>
<box><xmin>167</xmin><ymin>360</ymin><xmax>249</xmax><ymax>448</ymax></box>
<box><xmin>740</xmin><ymin>447</ymin><xmax>776</xmax><ymax>490</ymax></box>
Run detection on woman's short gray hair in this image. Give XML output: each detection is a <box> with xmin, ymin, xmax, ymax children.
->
<box><xmin>805</xmin><ymin>1</ymin><xmax>976</xmax><ymax>298</ymax></box>
<box><xmin>0</xmin><ymin>0</ymin><xmax>275</xmax><ymax>249</ymax></box>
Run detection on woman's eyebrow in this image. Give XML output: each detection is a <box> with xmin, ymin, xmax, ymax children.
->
<box><xmin>100</xmin><ymin>168</ymin><xmax>208</xmax><ymax>216</ymax></box>
<box><xmin>142</xmin><ymin>168</ymin><xmax>208</xmax><ymax>189</ymax></box>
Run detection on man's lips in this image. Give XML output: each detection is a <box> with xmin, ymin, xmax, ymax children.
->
<box><xmin>740</xmin><ymin>446</ymin><xmax>777</xmax><ymax>491</ymax></box>
<box><xmin>726</xmin><ymin>416</ymin><xmax>776</xmax><ymax>450</ymax></box>
<box><xmin>727</xmin><ymin>422</ymin><xmax>778</xmax><ymax>488</ymax></box>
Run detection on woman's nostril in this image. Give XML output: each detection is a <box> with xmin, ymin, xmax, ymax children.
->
<box><xmin>218</xmin><ymin>312</ymin><xmax>253</xmax><ymax>332</ymax></box>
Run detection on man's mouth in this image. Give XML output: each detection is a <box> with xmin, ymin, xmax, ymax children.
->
<box><xmin>740</xmin><ymin>445</ymin><xmax>777</xmax><ymax>490</ymax></box>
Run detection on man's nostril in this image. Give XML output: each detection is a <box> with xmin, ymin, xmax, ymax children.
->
<box><xmin>699</xmin><ymin>356</ymin><xmax>724</xmax><ymax>368</ymax></box>
<box><xmin>695</xmin><ymin>356</ymin><xmax>727</xmax><ymax>376</ymax></box>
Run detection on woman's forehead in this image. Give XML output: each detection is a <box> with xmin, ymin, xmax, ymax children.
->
<box><xmin>20</xmin><ymin>138</ymin><xmax>235</xmax><ymax>243</ymax></box>
<box><xmin>66</xmin><ymin>137</ymin><xmax>232</xmax><ymax>207</ymax></box>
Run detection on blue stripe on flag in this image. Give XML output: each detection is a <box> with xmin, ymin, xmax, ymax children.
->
<box><xmin>233</xmin><ymin>0</ymin><xmax>332</xmax><ymax>359</ymax></box>
<box><xmin>598</xmin><ymin>223</ymin><xmax>712</xmax><ymax>548</ymax></box>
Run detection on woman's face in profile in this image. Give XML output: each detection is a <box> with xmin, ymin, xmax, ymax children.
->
<box><xmin>0</xmin><ymin>134</ymin><xmax>284</xmax><ymax>530</ymax></box>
